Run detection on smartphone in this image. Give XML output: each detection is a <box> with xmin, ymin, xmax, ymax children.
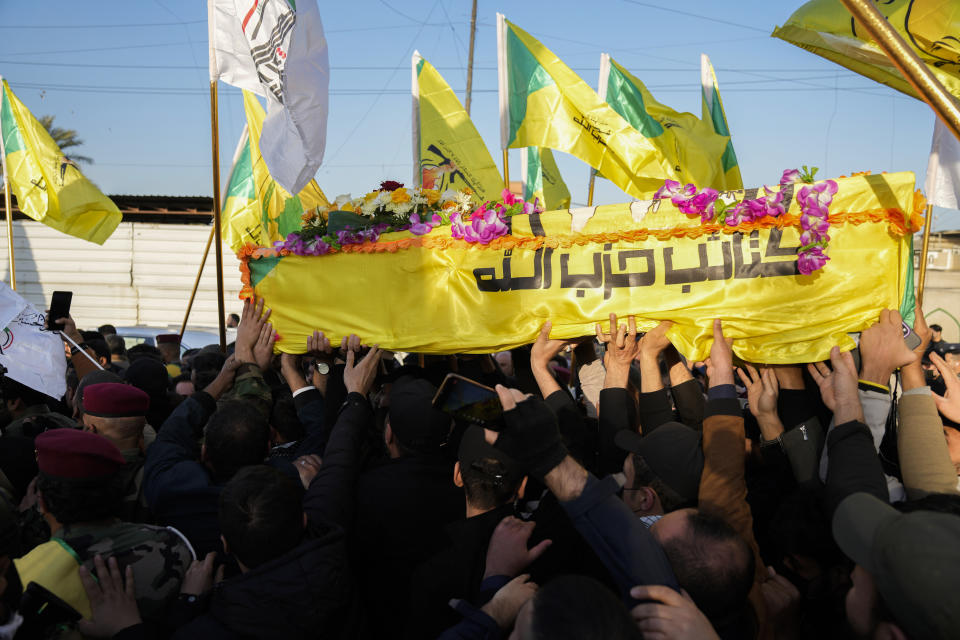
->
<box><xmin>432</xmin><ymin>373</ymin><xmax>503</xmax><ymax>426</ymax></box>
<box><xmin>45</xmin><ymin>291</ymin><xmax>72</xmax><ymax>331</ymax></box>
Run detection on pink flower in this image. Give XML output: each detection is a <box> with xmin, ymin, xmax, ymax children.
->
<box><xmin>654</xmin><ymin>180</ymin><xmax>696</xmax><ymax>201</ymax></box>
<box><xmin>799</xmin><ymin>229</ymin><xmax>829</xmax><ymax>247</ymax></box>
<box><xmin>677</xmin><ymin>188</ymin><xmax>719</xmax><ymax>222</ymax></box>
<box><xmin>797</xmin><ymin>246</ymin><xmax>830</xmax><ymax>275</ymax></box>
<box><xmin>780</xmin><ymin>169</ymin><xmax>801</xmax><ymax>186</ymax></box>
<box><xmin>758</xmin><ymin>186</ymin><xmax>785</xmax><ymax>217</ymax></box>
<box><xmin>800</xmin><ymin>213</ymin><xmax>830</xmax><ymax>235</ymax></box>
<box><xmin>408</xmin><ymin>213</ymin><xmax>442</xmax><ymax>236</ymax></box>
<box><xmin>501</xmin><ymin>189</ymin><xmax>524</xmax><ymax>207</ymax></box>
<box><xmin>451</xmin><ymin>209</ymin><xmax>509</xmax><ymax>244</ymax></box>
<box><xmin>724</xmin><ymin>201</ymin><xmax>751</xmax><ymax>227</ymax></box>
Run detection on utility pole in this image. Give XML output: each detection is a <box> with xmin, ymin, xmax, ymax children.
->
<box><xmin>465</xmin><ymin>0</ymin><xmax>478</xmax><ymax>114</ymax></box>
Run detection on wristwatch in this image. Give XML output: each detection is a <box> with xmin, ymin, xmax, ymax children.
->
<box><xmin>315</xmin><ymin>361</ymin><xmax>330</xmax><ymax>375</ymax></box>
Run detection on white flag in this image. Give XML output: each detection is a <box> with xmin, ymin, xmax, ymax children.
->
<box><xmin>925</xmin><ymin>116</ymin><xmax>960</xmax><ymax>210</ymax></box>
<box><xmin>0</xmin><ymin>284</ymin><xmax>67</xmax><ymax>401</ymax></box>
<box><xmin>208</xmin><ymin>0</ymin><xmax>329</xmax><ymax>195</ymax></box>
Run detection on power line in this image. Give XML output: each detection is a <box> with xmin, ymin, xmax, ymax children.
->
<box><xmin>0</xmin><ymin>41</ymin><xmax>190</xmax><ymax>56</ymax></box>
<box><xmin>0</xmin><ymin>20</ymin><xmax>205</xmax><ymax>29</ymax></box>
<box><xmin>619</xmin><ymin>0</ymin><xmax>769</xmax><ymax>34</ymax></box>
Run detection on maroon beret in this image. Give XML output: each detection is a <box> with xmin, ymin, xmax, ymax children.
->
<box><xmin>83</xmin><ymin>383</ymin><xmax>150</xmax><ymax>418</ymax></box>
<box><xmin>35</xmin><ymin>429</ymin><xmax>125</xmax><ymax>479</ymax></box>
<box><xmin>156</xmin><ymin>334</ymin><xmax>180</xmax><ymax>345</ymax></box>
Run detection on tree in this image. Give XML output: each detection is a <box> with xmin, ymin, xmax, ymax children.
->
<box><xmin>38</xmin><ymin>114</ymin><xmax>93</xmax><ymax>165</ymax></box>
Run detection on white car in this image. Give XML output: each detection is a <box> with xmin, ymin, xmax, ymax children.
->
<box><xmin>114</xmin><ymin>326</ymin><xmax>237</xmax><ymax>354</ymax></box>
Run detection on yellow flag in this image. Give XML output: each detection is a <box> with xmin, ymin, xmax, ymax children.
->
<box><xmin>0</xmin><ymin>79</ymin><xmax>120</xmax><ymax>245</ymax></box>
<box><xmin>245</xmin><ymin>172</ymin><xmax>919</xmax><ymax>364</ymax></box>
<box><xmin>497</xmin><ymin>15</ymin><xmax>729</xmax><ymax>198</ymax></box>
<box><xmin>700</xmin><ymin>54</ymin><xmax>743</xmax><ymax>190</ymax></box>
<box><xmin>522</xmin><ymin>147</ymin><xmax>571</xmax><ymax>210</ymax></box>
<box><xmin>412</xmin><ymin>52</ymin><xmax>503</xmax><ymax>201</ymax></box>
<box><xmin>773</xmin><ymin>0</ymin><xmax>960</xmax><ymax>100</ymax></box>
<box><xmin>222</xmin><ymin>91</ymin><xmax>329</xmax><ymax>253</ymax></box>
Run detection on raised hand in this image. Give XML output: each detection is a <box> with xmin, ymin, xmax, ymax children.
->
<box><xmin>639</xmin><ymin>320</ymin><xmax>674</xmax><ymax>359</ymax></box>
<box><xmin>629</xmin><ymin>584</ymin><xmax>719</xmax><ymax>640</ymax></box>
<box><xmin>235</xmin><ymin>297</ymin><xmax>272</xmax><ymax>365</ymax></box>
<box><xmin>253</xmin><ymin>322</ymin><xmax>277</xmax><ymax>372</ymax></box>
<box><xmin>930</xmin><ymin>352</ymin><xmax>960</xmax><ymax>423</ymax></box>
<box><xmin>808</xmin><ymin>347</ymin><xmax>862</xmax><ymax>424</ymax></box>
<box><xmin>77</xmin><ymin>555</ymin><xmax>142</xmax><ymax>638</ymax></box>
<box><xmin>858</xmin><ymin>308</ymin><xmax>917</xmax><ymax>386</ymax></box>
<box><xmin>903</xmin><ymin>302</ymin><xmax>933</xmax><ymax>390</ymax></box>
<box><xmin>600</xmin><ymin>314</ymin><xmax>639</xmax><ymax>388</ymax></box>
<box><xmin>180</xmin><ymin>552</ymin><xmax>219</xmax><ymax>597</ymax></box>
<box><xmin>307</xmin><ymin>330</ymin><xmax>334</xmax><ymax>357</ymax></box>
<box><xmin>705</xmin><ymin>319</ymin><xmax>734</xmax><ymax>386</ymax></box>
<box><xmin>293</xmin><ymin>454</ymin><xmax>323</xmax><ymax>489</ymax></box>
<box><xmin>342</xmin><ymin>343</ymin><xmax>380</xmax><ymax>396</ymax></box>
<box><xmin>483</xmin><ymin>516</ymin><xmax>552</xmax><ymax>579</ymax></box>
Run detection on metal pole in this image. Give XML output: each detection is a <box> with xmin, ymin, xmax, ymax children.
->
<box><xmin>2</xmin><ymin>179</ymin><xmax>13</xmax><ymax>291</ymax></box>
<box><xmin>839</xmin><ymin>0</ymin><xmax>960</xmax><ymax>144</ymax></box>
<box><xmin>179</xmin><ymin>225</ymin><xmax>216</xmax><ymax>339</ymax></box>
<box><xmin>917</xmin><ymin>204</ymin><xmax>934</xmax><ymax>307</ymax></box>
<box><xmin>502</xmin><ymin>149</ymin><xmax>510</xmax><ymax>191</ymax></box>
<box><xmin>586</xmin><ymin>169</ymin><xmax>596</xmax><ymax>207</ymax></box>
<box><xmin>464</xmin><ymin>0</ymin><xmax>478</xmax><ymax>115</ymax></box>
<box><xmin>0</xmin><ymin>80</ymin><xmax>14</xmax><ymax>290</ymax></box>
<box><xmin>209</xmin><ymin>81</ymin><xmax>227</xmax><ymax>352</ymax></box>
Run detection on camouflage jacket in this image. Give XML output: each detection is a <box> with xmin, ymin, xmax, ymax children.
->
<box><xmin>56</xmin><ymin>519</ymin><xmax>194</xmax><ymax>624</ymax></box>
<box><xmin>118</xmin><ymin>448</ymin><xmax>151</xmax><ymax>524</ymax></box>
<box><xmin>219</xmin><ymin>362</ymin><xmax>272</xmax><ymax>419</ymax></box>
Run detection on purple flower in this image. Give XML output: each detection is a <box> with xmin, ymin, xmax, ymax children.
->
<box><xmin>408</xmin><ymin>213</ymin><xmax>442</xmax><ymax>236</ymax></box>
<box><xmin>653</xmin><ymin>180</ymin><xmax>696</xmax><ymax>201</ymax></box>
<box><xmin>677</xmin><ymin>188</ymin><xmax>719</xmax><ymax>221</ymax></box>
<box><xmin>451</xmin><ymin>209</ymin><xmax>509</xmax><ymax>244</ymax></box>
<box><xmin>797</xmin><ymin>245</ymin><xmax>830</xmax><ymax>275</ymax></box>
<box><xmin>799</xmin><ymin>229</ymin><xmax>829</xmax><ymax>247</ymax></box>
<box><xmin>501</xmin><ymin>188</ymin><xmax>524</xmax><ymax>207</ymax></box>
<box><xmin>273</xmin><ymin>233</ymin><xmax>332</xmax><ymax>256</ymax></box>
<box><xmin>780</xmin><ymin>169</ymin><xmax>801</xmax><ymax>186</ymax></box>
<box><xmin>800</xmin><ymin>213</ymin><xmax>830</xmax><ymax>235</ymax></box>
<box><xmin>758</xmin><ymin>186</ymin><xmax>785</xmax><ymax>217</ymax></box>
<box><xmin>724</xmin><ymin>201</ymin><xmax>751</xmax><ymax>227</ymax></box>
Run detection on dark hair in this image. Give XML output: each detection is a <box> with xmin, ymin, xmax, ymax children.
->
<box><xmin>270</xmin><ymin>393</ymin><xmax>305</xmax><ymax>444</ymax></box>
<box><xmin>631</xmin><ymin>453</ymin><xmax>690</xmax><ymax>513</ymax></box>
<box><xmin>105</xmin><ymin>335</ymin><xmax>126</xmax><ymax>357</ymax></box>
<box><xmin>219</xmin><ymin>466</ymin><xmax>304</xmax><ymax>569</ymax></box>
<box><xmin>204</xmin><ymin>401</ymin><xmax>269</xmax><ymax>483</ymax></box>
<box><xmin>660</xmin><ymin>510</ymin><xmax>755</xmax><ymax>624</ymax></box>
<box><xmin>192</xmin><ymin>352</ymin><xmax>227</xmax><ymax>391</ymax></box>
<box><xmin>85</xmin><ymin>339</ymin><xmax>111</xmax><ymax>365</ymax></box>
<box><xmin>98</xmin><ymin>325</ymin><xmax>117</xmax><ymax>337</ymax></box>
<box><xmin>461</xmin><ymin>457</ymin><xmax>522</xmax><ymax>510</ymax></box>
<box><xmin>228</xmin><ymin>313</ymin><xmax>240</xmax><ymax>323</ymax></box>
<box><xmin>37</xmin><ymin>473</ymin><xmax>123</xmax><ymax>525</ymax></box>
<box><xmin>1</xmin><ymin>377</ymin><xmax>54</xmax><ymax>409</ymax></box>
<box><xmin>930</xmin><ymin>324</ymin><xmax>943</xmax><ymax>333</ymax></box>
<box><xmin>529</xmin><ymin>575</ymin><xmax>641</xmax><ymax>640</ymax></box>
<box><xmin>126</xmin><ymin>344</ymin><xmax>164</xmax><ymax>364</ymax></box>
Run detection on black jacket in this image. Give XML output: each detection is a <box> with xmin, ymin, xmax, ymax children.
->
<box><xmin>352</xmin><ymin>451</ymin><xmax>463</xmax><ymax>638</ymax></box>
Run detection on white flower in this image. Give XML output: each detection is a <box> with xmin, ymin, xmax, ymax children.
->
<box><xmin>440</xmin><ymin>189</ymin><xmax>459</xmax><ymax>204</ymax></box>
<box><xmin>393</xmin><ymin>200</ymin><xmax>414</xmax><ymax>215</ymax></box>
<box><xmin>456</xmin><ymin>191</ymin><xmax>475</xmax><ymax>213</ymax></box>
<box><xmin>334</xmin><ymin>194</ymin><xmax>353</xmax><ymax>207</ymax></box>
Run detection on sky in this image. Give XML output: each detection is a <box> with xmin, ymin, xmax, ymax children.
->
<box><xmin>0</xmin><ymin>0</ymin><xmax>949</xmax><ymax>224</ymax></box>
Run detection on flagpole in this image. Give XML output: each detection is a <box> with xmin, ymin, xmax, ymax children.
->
<box><xmin>838</xmin><ymin>0</ymin><xmax>960</xmax><ymax>144</ymax></box>
<box><xmin>586</xmin><ymin>170</ymin><xmax>596</xmax><ymax>207</ymax></box>
<box><xmin>502</xmin><ymin>150</ymin><xmax>510</xmax><ymax>191</ymax></box>
<box><xmin>209</xmin><ymin>81</ymin><xmax>227</xmax><ymax>352</ymax></box>
<box><xmin>464</xmin><ymin>0</ymin><xmax>478</xmax><ymax>115</ymax></box>
<box><xmin>917</xmin><ymin>204</ymin><xmax>934</xmax><ymax>306</ymax></box>
<box><xmin>0</xmin><ymin>80</ymin><xmax>14</xmax><ymax>291</ymax></box>
<box><xmin>179</xmin><ymin>225</ymin><xmax>216</xmax><ymax>339</ymax></box>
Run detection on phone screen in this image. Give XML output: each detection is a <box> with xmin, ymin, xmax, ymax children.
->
<box><xmin>432</xmin><ymin>374</ymin><xmax>503</xmax><ymax>425</ymax></box>
<box><xmin>46</xmin><ymin>291</ymin><xmax>73</xmax><ymax>331</ymax></box>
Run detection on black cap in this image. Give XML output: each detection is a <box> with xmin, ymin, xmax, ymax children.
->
<box><xmin>388</xmin><ymin>376</ymin><xmax>452</xmax><ymax>454</ymax></box>
<box><xmin>614</xmin><ymin>423</ymin><xmax>703</xmax><ymax>504</ymax></box>
<box><xmin>458</xmin><ymin>426</ymin><xmax>524</xmax><ymax>487</ymax></box>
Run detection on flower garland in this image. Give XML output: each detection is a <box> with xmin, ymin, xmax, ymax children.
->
<box><xmin>652</xmin><ymin>166</ymin><xmax>837</xmax><ymax>275</ymax></box>
<box><xmin>274</xmin><ymin>181</ymin><xmax>543</xmax><ymax>256</ymax></box>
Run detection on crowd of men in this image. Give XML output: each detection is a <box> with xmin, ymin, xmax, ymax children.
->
<box><xmin>0</xmin><ymin>296</ymin><xmax>959</xmax><ymax>639</ymax></box>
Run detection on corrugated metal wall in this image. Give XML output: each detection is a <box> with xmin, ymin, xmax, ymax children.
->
<box><xmin>0</xmin><ymin>220</ymin><xmax>243</xmax><ymax>330</ymax></box>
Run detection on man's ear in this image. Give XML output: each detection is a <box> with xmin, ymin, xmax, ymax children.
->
<box><xmin>635</xmin><ymin>486</ymin><xmax>658</xmax><ymax>512</ymax></box>
<box><xmin>453</xmin><ymin>461</ymin><xmax>464</xmax><ymax>488</ymax></box>
<box><xmin>200</xmin><ymin>443</ymin><xmax>208</xmax><ymax>464</ymax></box>
<box><xmin>384</xmin><ymin>422</ymin><xmax>395</xmax><ymax>446</ymax></box>
<box><xmin>220</xmin><ymin>535</ymin><xmax>230</xmax><ymax>556</ymax></box>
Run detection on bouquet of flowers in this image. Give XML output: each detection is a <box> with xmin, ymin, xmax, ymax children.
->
<box><xmin>275</xmin><ymin>180</ymin><xmax>544</xmax><ymax>256</ymax></box>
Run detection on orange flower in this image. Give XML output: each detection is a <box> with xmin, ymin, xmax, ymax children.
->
<box><xmin>301</xmin><ymin>209</ymin><xmax>318</xmax><ymax>223</ymax></box>
<box><xmin>421</xmin><ymin>188</ymin><xmax>440</xmax><ymax>205</ymax></box>
<box><xmin>391</xmin><ymin>189</ymin><xmax>412</xmax><ymax>204</ymax></box>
